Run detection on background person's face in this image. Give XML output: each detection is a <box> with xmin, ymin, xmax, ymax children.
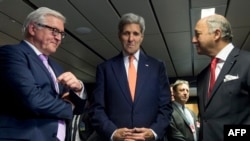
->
<box><xmin>174</xmin><ymin>84</ymin><xmax>190</xmax><ymax>105</ymax></box>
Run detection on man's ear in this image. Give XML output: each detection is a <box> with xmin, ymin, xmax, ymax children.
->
<box><xmin>28</xmin><ymin>23</ymin><xmax>37</xmax><ymax>36</ymax></box>
<box><xmin>214</xmin><ymin>29</ymin><xmax>221</xmax><ymax>40</ymax></box>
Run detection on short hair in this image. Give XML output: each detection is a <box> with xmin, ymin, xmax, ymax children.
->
<box><xmin>22</xmin><ymin>7</ymin><xmax>66</xmax><ymax>37</ymax></box>
<box><xmin>118</xmin><ymin>13</ymin><xmax>145</xmax><ymax>35</ymax></box>
<box><xmin>172</xmin><ymin>79</ymin><xmax>189</xmax><ymax>92</ymax></box>
<box><xmin>205</xmin><ymin>14</ymin><xmax>233</xmax><ymax>42</ymax></box>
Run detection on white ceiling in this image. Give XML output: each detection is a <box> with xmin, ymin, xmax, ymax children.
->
<box><xmin>0</xmin><ymin>0</ymin><xmax>249</xmax><ymax>86</ymax></box>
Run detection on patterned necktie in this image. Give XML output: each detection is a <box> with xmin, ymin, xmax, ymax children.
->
<box><xmin>128</xmin><ymin>55</ymin><xmax>137</xmax><ymax>101</ymax></box>
<box><xmin>38</xmin><ymin>54</ymin><xmax>65</xmax><ymax>141</ymax></box>
<box><xmin>208</xmin><ymin>58</ymin><xmax>218</xmax><ymax>97</ymax></box>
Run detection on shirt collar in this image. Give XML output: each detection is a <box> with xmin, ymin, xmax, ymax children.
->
<box><xmin>123</xmin><ymin>49</ymin><xmax>140</xmax><ymax>61</ymax></box>
<box><xmin>24</xmin><ymin>40</ymin><xmax>43</xmax><ymax>56</ymax></box>
<box><xmin>216</xmin><ymin>43</ymin><xmax>234</xmax><ymax>62</ymax></box>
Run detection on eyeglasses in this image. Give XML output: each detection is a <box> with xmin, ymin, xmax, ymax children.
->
<box><xmin>36</xmin><ymin>23</ymin><xmax>66</xmax><ymax>39</ymax></box>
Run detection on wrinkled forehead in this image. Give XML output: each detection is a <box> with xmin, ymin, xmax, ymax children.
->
<box><xmin>195</xmin><ymin>19</ymin><xmax>208</xmax><ymax>32</ymax></box>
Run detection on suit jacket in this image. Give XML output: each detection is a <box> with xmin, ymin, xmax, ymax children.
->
<box><xmin>166</xmin><ymin>102</ymin><xmax>199</xmax><ymax>141</ymax></box>
<box><xmin>197</xmin><ymin>47</ymin><xmax>250</xmax><ymax>141</ymax></box>
<box><xmin>90</xmin><ymin>51</ymin><xmax>173</xmax><ymax>141</ymax></box>
<box><xmin>0</xmin><ymin>41</ymin><xmax>85</xmax><ymax>141</ymax></box>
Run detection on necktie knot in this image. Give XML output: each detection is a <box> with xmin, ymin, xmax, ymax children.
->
<box><xmin>211</xmin><ymin>57</ymin><xmax>218</xmax><ymax>66</ymax></box>
<box><xmin>129</xmin><ymin>55</ymin><xmax>135</xmax><ymax>63</ymax></box>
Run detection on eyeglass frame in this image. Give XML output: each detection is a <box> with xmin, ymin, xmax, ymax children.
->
<box><xmin>35</xmin><ymin>22</ymin><xmax>66</xmax><ymax>39</ymax></box>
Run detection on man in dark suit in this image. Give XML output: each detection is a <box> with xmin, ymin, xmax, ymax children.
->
<box><xmin>166</xmin><ymin>80</ymin><xmax>199</xmax><ymax>141</ymax></box>
<box><xmin>192</xmin><ymin>14</ymin><xmax>250</xmax><ymax>141</ymax></box>
<box><xmin>0</xmin><ymin>7</ymin><xmax>85</xmax><ymax>141</ymax></box>
<box><xmin>90</xmin><ymin>13</ymin><xmax>173</xmax><ymax>141</ymax></box>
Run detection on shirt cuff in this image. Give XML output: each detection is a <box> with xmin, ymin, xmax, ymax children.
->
<box><xmin>74</xmin><ymin>80</ymin><xmax>87</xmax><ymax>99</ymax></box>
<box><xmin>150</xmin><ymin>129</ymin><xmax>158</xmax><ymax>140</ymax></box>
<box><xmin>110</xmin><ymin>130</ymin><xmax>117</xmax><ymax>141</ymax></box>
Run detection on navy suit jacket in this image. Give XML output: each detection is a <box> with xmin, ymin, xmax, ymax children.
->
<box><xmin>166</xmin><ymin>102</ymin><xmax>199</xmax><ymax>141</ymax></box>
<box><xmin>0</xmin><ymin>41</ymin><xmax>85</xmax><ymax>141</ymax></box>
<box><xmin>197</xmin><ymin>47</ymin><xmax>250</xmax><ymax>141</ymax></box>
<box><xmin>90</xmin><ymin>51</ymin><xmax>173</xmax><ymax>141</ymax></box>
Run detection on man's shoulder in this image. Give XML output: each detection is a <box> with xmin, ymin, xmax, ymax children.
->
<box><xmin>0</xmin><ymin>42</ymin><xmax>27</xmax><ymax>55</ymax></box>
<box><xmin>98</xmin><ymin>53</ymin><xmax>122</xmax><ymax>66</ymax></box>
<box><xmin>0</xmin><ymin>43</ymin><xmax>20</xmax><ymax>50</ymax></box>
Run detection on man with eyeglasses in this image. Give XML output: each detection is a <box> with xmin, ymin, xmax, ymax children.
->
<box><xmin>35</xmin><ymin>22</ymin><xmax>66</xmax><ymax>39</ymax></box>
<box><xmin>0</xmin><ymin>7</ymin><xmax>86</xmax><ymax>141</ymax></box>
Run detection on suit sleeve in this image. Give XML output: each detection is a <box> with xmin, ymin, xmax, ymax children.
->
<box><xmin>89</xmin><ymin>64</ymin><xmax>118</xmax><ymax>138</ymax></box>
<box><xmin>150</xmin><ymin>62</ymin><xmax>173</xmax><ymax>139</ymax></box>
<box><xmin>0</xmin><ymin>46</ymin><xmax>73</xmax><ymax>120</ymax></box>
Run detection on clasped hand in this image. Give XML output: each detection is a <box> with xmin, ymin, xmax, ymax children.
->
<box><xmin>113</xmin><ymin>127</ymin><xmax>155</xmax><ymax>141</ymax></box>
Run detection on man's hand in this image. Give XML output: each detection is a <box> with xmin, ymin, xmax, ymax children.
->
<box><xmin>61</xmin><ymin>92</ymin><xmax>75</xmax><ymax>109</ymax></box>
<box><xmin>57</xmin><ymin>72</ymin><xmax>83</xmax><ymax>94</ymax></box>
<box><xmin>113</xmin><ymin>128</ymin><xmax>136</xmax><ymax>141</ymax></box>
<box><xmin>113</xmin><ymin>127</ymin><xmax>154</xmax><ymax>141</ymax></box>
<box><xmin>124</xmin><ymin>128</ymin><xmax>155</xmax><ymax>141</ymax></box>
<box><xmin>129</xmin><ymin>127</ymin><xmax>155</xmax><ymax>141</ymax></box>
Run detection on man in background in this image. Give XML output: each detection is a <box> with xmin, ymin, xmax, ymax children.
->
<box><xmin>166</xmin><ymin>80</ymin><xmax>199</xmax><ymax>141</ymax></box>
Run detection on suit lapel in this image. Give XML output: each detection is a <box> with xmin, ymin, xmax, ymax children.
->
<box><xmin>133</xmin><ymin>52</ymin><xmax>151</xmax><ymax>102</ymax></box>
<box><xmin>206</xmin><ymin>47</ymin><xmax>239</xmax><ymax>106</ymax></box>
<box><xmin>111</xmin><ymin>52</ymin><xmax>152</xmax><ymax>103</ymax></box>
<box><xmin>21</xmin><ymin>41</ymin><xmax>60</xmax><ymax>94</ymax></box>
<box><xmin>173</xmin><ymin>103</ymin><xmax>190</xmax><ymax>126</ymax></box>
<box><xmin>112</xmin><ymin>53</ymin><xmax>132</xmax><ymax>103</ymax></box>
<box><xmin>48</xmin><ymin>59</ymin><xmax>63</xmax><ymax>93</ymax></box>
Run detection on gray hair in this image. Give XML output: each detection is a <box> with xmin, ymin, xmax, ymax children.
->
<box><xmin>172</xmin><ymin>79</ymin><xmax>189</xmax><ymax>92</ymax></box>
<box><xmin>22</xmin><ymin>7</ymin><xmax>66</xmax><ymax>37</ymax></box>
<box><xmin>205</xmin><ymin>14</ymin><xmax>233</xmax><ymax>42</ymax></box>
<box><xmin>118</xmin><ymin>13</ymin><xmax>145</xmax><ymax>35</ymax></box>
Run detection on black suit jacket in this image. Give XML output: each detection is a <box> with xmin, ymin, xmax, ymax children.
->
<box><xmin>166</xmin><ymin>102</ymin><xmax>199</xmax><ymax>141</ymax></box>
<box><xmin>197</xmin><ymin>47</ymin><xmax>250</xmax><ymax>141</ymax></box>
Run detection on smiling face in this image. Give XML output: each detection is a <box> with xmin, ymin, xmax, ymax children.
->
<box><xmin>27</xmin><ymin>15</ymin><xmax>64</xmax><ymax>55</ymax></box>
<box><xmin>119</xmin><ymin>23</ymin><xmax>144</xmax><ymax>55</ymax></box>
<box><xmin>192</xmin><ymin>19</ymin><xmax>217</xmax><ymax>57</ymax></box>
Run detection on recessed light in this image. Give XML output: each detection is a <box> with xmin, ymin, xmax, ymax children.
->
<box><xmin>75</xmin><ymin>27</ymin><xmax>92</xmax><ymax>34</ymax></box>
